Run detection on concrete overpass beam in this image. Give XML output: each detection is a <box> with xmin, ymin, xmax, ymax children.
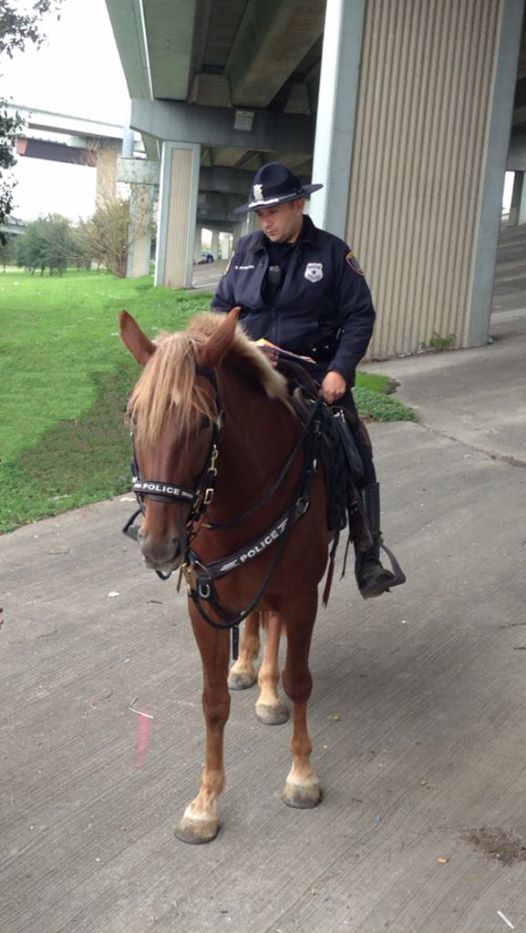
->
<box><xmin>117</xmin><ymin>157</ymin><xmax>160</xmax><ymax>186</ymax></box>
<box><xmin>224</xmin><ymin>0</ymin><xmax>325</xmax><ymax>108</ymax></box>
<box><xmin>155</xmin><ymin>142</ymin><xmax>200</xmax><ymax>289</ymax></box>
<box><xmin>199</xmin><ymin>166</ymin><xmax>254</xmax><ymax>196</ymax></box>
<box><xmin>130</xmin><ymin>99</ymin><xmax>314</xmax><ymax>155</ymax></box>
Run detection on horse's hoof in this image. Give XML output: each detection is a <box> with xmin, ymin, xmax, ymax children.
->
<box><xmin>175</xmin><ymin>816</ymin><xmax>220</xmax><ymax>844</ymax></box>
<box><xmin>256</xmin><ymin>702</ymin><xmax>289</xmax><ymax>725</ymax></box>
<box><xmin>282</xmin><ymin>780</ymin><xmax>322</xmax><ymax>809</ymax></box>
<box><xmin>228</xmin><ymin>670</ymin><xmax>257</xmax><ymax>690</ymax></box>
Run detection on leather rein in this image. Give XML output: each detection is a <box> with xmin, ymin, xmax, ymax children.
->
<box><xmin>123</xmin><ymin>364</ymin><xmax>322</xmax><ymax>655</ymax></box>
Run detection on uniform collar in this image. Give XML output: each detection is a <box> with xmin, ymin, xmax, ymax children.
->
<box><xmin>253</xmin><ymin>214</ymin><xmax>320</xmax><ymax>252</ymax></box>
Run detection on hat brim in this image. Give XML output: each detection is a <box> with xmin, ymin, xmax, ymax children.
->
<box><xmin>233</xmin><ymin>183</ymin><xmax>323</xmax><ymax>215</ymax></box>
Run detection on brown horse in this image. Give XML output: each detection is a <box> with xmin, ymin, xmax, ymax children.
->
<box><xmin>119</xmin><ymin>306</ymin><xmax>331</xmax><ymax>844</ymax></box>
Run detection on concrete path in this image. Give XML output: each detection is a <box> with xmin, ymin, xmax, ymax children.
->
<box><xmin>2</xmin><ymin>226</ymin><xmax>526</xmax><ymax>933</ymax></box>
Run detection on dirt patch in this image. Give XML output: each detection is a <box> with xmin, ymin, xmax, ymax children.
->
<box><xmin>466</xmin><ymin>827</ymin><xmax>526</xmax><ymax>866</ymax></box>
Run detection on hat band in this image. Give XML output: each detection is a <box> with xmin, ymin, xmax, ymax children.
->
<box><xmin>247</xmin><ymin>190</ymin><xmax>302</xmax><ymax>210</ymax></box>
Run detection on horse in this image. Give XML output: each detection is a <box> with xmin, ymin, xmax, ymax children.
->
<box><xmin>119</xmin><ymin>306</ymin><xmax>333</xmax><ymax>844</ymax></box>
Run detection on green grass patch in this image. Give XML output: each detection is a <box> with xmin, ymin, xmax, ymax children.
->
<box><xmin>0</xmin><ymin>270</ymin><xmax>414</xmax><ymax>532</ymax></box>
<box><xmin>0</xmin><ymin>270</ymin><xmax>211</xmax><ymax>532</ymax></box>
<box><xmin>355</xmin><ymin>370</ymin><xmax>391</xmax><ymax>394</ymax></box>
<box><xmin>355</xmin><ymin>371</ymin><xmax>416</xmax><ymax>422</ymax></box>
<box><xmin>353</xmin><ymin>386</ymin><xmax>417</xmax><ymax>422</ymax></box>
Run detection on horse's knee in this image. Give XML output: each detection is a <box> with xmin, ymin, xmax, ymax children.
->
<box><xmin>202</xmin><ymin>691</ymin><xmax>230</xmax><ymax>728</ymax></box>
<box><xmin>281</xmin><ymin>669</ymin><xmax>312</xmax><ymax>705</ymax></box>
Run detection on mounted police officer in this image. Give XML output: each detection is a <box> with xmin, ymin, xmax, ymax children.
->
<box><xmin>212</xmin><ymin>161</ymin><xmax>405</xmax><ymax>599</ymax></box>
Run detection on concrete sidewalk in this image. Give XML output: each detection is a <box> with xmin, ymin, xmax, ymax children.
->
<box><xmin>2</xmin><ymin>229</ymin><xmax>526</xmax><ymax>933</ymax></box>
<box><xmin>365</xmin><ymin>306</ymin><xmax>526</xmax><ymax>466</ymax></box>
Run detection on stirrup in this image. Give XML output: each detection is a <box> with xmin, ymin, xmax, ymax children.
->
<box><xmin>357</xmin><ymin>541</ymin><xmax>406</xmax><ymax>600</ymax></box>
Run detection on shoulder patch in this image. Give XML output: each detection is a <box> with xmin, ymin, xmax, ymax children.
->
<box><xmin>345</xmin><ymin>250</ymin><xmax>364</xmax><ymax>276</ymax></box>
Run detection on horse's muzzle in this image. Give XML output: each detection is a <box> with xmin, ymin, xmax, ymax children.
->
<box><xmin>139</xmin><ymin>534</ymin><xmax>184</xmax><ymax>573</ymax></box>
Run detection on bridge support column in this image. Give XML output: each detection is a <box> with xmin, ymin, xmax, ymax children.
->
<box><xmin>194</xmin><ymin>225</ymin><xmax>203</xmax><ymax>260</ymax></box>
<box><xmin>118</xmin><ymin>156</ymin><xmax>159</xmax><ymax>279</ymax></box>
<box><xmin>154</xmin><ymin>142</ymin><xmax>200</xmax><ymax>289</ymax></box>
<box><xmin>509</xmin><ymin>171</ymin><xmax>526</xmax><ymax>226</ymax></box>
<box><xmin>127</xmin><ymin>185</ymin><xmax>154</xmax><ymax>278</ymax></box>
<box><xmin>310</xmin><ymin>0</ymin><xmax>365</xmax><ymax>238</ymax></box>
<box><xmin>311</xmin><ymin>0</ymin><xmax>523</xmax><ymax>356</ymax></box>
<box><xmin>96</xmin><ymin>147</ymin><xmax>119</xmax><ymax>205</ymax></box>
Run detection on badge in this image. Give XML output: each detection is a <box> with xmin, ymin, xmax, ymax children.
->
<box><xmin>346</xmin><ymin>250</ymin><xmax>364</xmax><ymax>275</ymax></box>
<box><xmin>253</xmin><ymin>183</ymin><xmax>264</xmax><ymax>202</ymax></box>
<box><xmin>304</xmin><ymin>262</ymin><xmax>323</xmax><ymax>283</ymax></box>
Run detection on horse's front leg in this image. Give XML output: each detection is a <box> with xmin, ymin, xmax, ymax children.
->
<box><xmin>280</xmin><ymin>589</ymin><xmax>321</xmax><ymax>809</ymax></box>
<box><xmin>255</xmin><ymin>611</ymin><xmax>289</xmax><ymax>725</ymax></box>
<box><xmin>176</xmin><ymin>609</ymin><xmax>231</xmax><ymax>844</ymax></box>
<box><xmin>227</xmin><ymin>610</ymin><xmax>260</xmax><ymax>690</ymax></box>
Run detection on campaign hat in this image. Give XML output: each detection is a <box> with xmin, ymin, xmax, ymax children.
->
<box><xmin>233</xmin><ymin>161</ymin><xmax>323</xmax><ymax>214</ymax></box>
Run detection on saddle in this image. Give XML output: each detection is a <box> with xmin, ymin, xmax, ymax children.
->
<box><xmin>276</xmin><ymin>359</ymin><xmax>372</xmax><ymax>554</ymax></box>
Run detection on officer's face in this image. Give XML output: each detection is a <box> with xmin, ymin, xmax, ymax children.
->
<box><xmin>255</xmin><ymin>200</ymin><xmax>304</xmax><ymax>244</ymax></box>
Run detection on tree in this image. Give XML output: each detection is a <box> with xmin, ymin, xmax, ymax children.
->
<box><xmin>0</xmin><ymin>229</ymin><xmax>15</xmax><ymax>269</ymax></box>
<box><xmin>16</xmin><ymin>213</ymin><xmax>74</xmax><ymax>275</ymax></box>
<box><xmin>75</xmin><ymin>198</ymin><xmax>131</xmax><ymax>278</ymax></box>
<box><xmin>0</xmin><ymin>1</ymin><xmax>62</xmax><ymax>228</ymax></box>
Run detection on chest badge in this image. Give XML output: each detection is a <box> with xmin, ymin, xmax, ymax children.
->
<box><xmin>304</xmin><ymin>262</ymin><xmax>323</xmax><ymax>283</ymax></box>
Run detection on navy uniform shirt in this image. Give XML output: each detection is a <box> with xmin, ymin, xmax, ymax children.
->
<box><xmin>211</xmin><ymin>215</ymin><xmax>375</xmax><ymax>385</ymax></box>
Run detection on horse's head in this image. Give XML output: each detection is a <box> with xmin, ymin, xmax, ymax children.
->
<box><xmin>119</xmin><ymin>307</ymin><xmax>240</xmax><ymax>573</ymax></box>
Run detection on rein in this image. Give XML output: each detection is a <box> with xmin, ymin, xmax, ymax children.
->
<box><xmin>124</xmin><ymin>364</ymin><xmax>322</xmax><ymax>656</ymax></box>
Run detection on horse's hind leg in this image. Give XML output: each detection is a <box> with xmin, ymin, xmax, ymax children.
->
<box><xmin>280</xmin><ymin>589</ymin><xmax>321</xmax><ymax>809</ymax></box>
<box><xmin>255</xmin><ymin>612</ymin><xmax>289</xmax><ymax>725</ymax></box>
<box><xmin>228</xmin><ymin>611</ymin><xmax>260</xmax><ymax>690</ymax></box>
<box><xmin>176</xmin><ymin>611</ymin><xmax>230</xmax><ymax>844</ymax></box>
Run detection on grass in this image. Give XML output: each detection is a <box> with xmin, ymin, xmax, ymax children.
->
<box><xmin>0</xmin><ymin>270</ymin><xmax>209</xmax><ymax>532</ymax></box>
<box><xmin>0</xmin><ymin>269</ymin><xmax>414</xmax><ymax>533</ymax></box>
<box><xmin>354</xmin><ymin>375</ymin><xmax>417</xmax><ymax>423</ymax></box>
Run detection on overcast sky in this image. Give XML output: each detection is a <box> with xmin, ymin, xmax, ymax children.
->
<box><xmin>2</xmin><ymin>0</ymin><xmax>130</xmax><ymax>221</ymax></box>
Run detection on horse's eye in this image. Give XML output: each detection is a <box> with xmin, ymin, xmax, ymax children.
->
<box><xmin>199</xmin><ymin>416</ymin><xmax>211</xmax><ymax>431</ymax></box>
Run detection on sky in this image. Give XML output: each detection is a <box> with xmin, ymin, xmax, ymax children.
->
<box><xmin>2</xmin><ymin>0</ymin><xmax>131</xmax><ymax>221</ymax></box>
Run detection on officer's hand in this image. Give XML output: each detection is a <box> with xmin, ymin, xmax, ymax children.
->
<box><xmin>259</xmin><ymin>344</ymin><xmax>279</xmax><ymax>367</ymax></box>
<box><xmin>319</xmin><ymin>370</ymin><xmax>347</xmax><ymax>405</ymax></box>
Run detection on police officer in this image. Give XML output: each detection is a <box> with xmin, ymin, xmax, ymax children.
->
<box><xmin>212</xmin><ymin>161</ymin><xmax>405</xmax><ymax>599</ymax></box>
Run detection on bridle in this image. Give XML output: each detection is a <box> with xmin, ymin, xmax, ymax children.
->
<box><xmin>123</xmin><ymin>364</ymin><xmax>222</xmax><ymax>571</ymax></box>
<box><xmin>123</xmin><ymin>363</ymin><xmax>322</xmax><ymax>657</ymax></box>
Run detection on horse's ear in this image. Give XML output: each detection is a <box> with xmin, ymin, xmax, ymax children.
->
<box><xmin>197</xmin><ymin>307</ymin><xmax>241</xmax><ymax>367</ymax></box>
<box><xmin>119</xmin><ymin>310</ymin><xmax>156</xmax><ymax>366</ymax></box>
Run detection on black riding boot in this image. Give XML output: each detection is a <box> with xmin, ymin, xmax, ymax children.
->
<box><xmin>356</xmin><ymin>482</ymin><xmax>406</xmax><ymax>599</ymax></box>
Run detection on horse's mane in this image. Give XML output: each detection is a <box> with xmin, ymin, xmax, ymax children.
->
<box><xmin>128</xmin><ymin>312</ymin><xmax>289</xmax><ymax>444</ymax></box>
